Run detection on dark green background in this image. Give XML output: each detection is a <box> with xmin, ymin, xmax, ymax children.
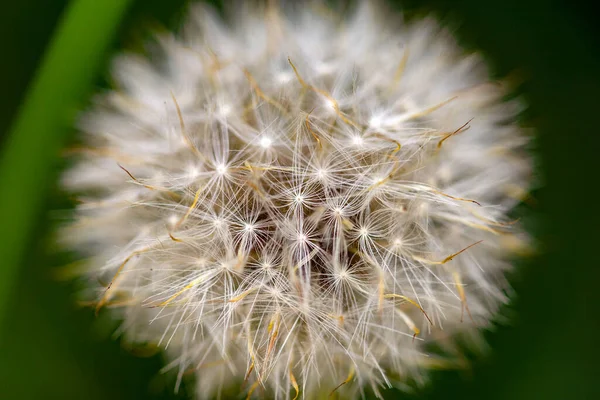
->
<box><xmin>0</xmin><ymin>0</ymin><xmax>597</xmax><ymax>399</ymax></box>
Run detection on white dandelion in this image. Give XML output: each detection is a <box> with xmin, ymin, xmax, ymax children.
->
<box><xmin>61</xmin><ymin>1</ymin><xmax>532</xmax><ymax>399</ymax></box>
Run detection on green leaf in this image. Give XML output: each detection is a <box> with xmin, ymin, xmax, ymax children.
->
<box><xmin>0</xmin><ymin>0</ymin><xmax>133</xmax><ymax>335</ymax></box>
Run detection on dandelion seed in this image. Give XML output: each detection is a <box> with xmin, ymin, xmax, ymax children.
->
<box><xmin>217</xmin><ymin>104</ymin><xmax>231</xmax><ymax>117</ymax></box>
<box><xmin>324</xmin><ymin>97</ymin><xmax>337</xmax><ymax>111</ymax></box>
<box><xmin>352</xmin><ymin>135</ymin><xmax>364</xmax><ymax>146</ymax></box>
<box><xmin>259</xmin><ymin>136</ymin><xmax>273</xmax><ymax>149</ymax></box>
<box><xmin>369</xmin><ymin>114</ymin><xmax>384</xmax><ymax>129</ymax></box>
<box><xmin>62</xmin><ymin>1</ymin><xmax>532</xmax><ymax>399</ymax></box>
<box><xmin>215</xmin><ymin>164</ymin><xmax>227</xmax><ymax>175</ymax></box>
<box><xmin>187</xmin><ymin>165</ymin><xmax>200</xmax><ymax>178</ymax></box>
<box><xmin>276</xmin><ymin>71</ymin><xmax>292</xmax><ymax>84</ymax></box>
<box><xmin>316</xmin><ymin>169</ymin><xmax>328</xmax><ymax>180</ymax></box>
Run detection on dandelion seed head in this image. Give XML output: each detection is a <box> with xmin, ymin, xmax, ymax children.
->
<box><xmin>62</xmin><ymin>1</ymin><xmax>532</xmax><ymax>399</ymax></box>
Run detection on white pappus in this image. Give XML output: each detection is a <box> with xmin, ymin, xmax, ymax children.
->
<box><xmin>61</xmin><ymin>1</ymin><xmax>532</xmax><ymax>399</ymax></box>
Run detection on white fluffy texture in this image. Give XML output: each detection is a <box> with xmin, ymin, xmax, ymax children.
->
<box><xmin>62</xmin><ymin>1</ymin><xmax>531</xmax><ymax>399</ymax></box>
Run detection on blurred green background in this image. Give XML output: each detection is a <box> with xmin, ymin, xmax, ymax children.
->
<box><xmin>0</xmin><ymin>0</ymin><xmax>597</xmax><ymax>399</ymax></box>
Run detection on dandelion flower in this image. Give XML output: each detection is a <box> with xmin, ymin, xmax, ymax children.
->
<box><xmin>62</xmin><ymin>1</ymin><xmax>532</xmax><ymax>398</ymax></box>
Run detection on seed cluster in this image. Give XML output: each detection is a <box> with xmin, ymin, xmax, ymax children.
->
<box><xmin>62</xmin><ymin>2</ymin><xmax>531</xmax><ymax>399</ymax></box>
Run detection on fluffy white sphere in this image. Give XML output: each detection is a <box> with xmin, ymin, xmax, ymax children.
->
<box><xmin>62</xmin><ymin>1</ymin><xmax>531</xmax><ymax>399</ymax></box>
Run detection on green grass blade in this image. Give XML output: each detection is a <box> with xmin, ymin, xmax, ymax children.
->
<box><xmin>0</xmin><ymin>0</ymin><xmax>133</xmax><ymax>334</ymax></box>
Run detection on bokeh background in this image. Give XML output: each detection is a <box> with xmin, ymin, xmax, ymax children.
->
<box><xmin>0</xmin><ymin>0</ymin><xmax>598</xmax><ymax>399</ymax></box>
